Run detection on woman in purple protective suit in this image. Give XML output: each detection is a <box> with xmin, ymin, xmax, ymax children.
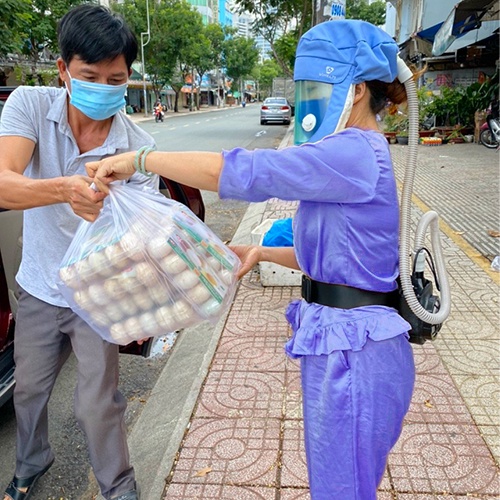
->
<box><xmin>88</xmin><ymin>20</ymin><xmax>417</xmax><ymax>500</ymax></box>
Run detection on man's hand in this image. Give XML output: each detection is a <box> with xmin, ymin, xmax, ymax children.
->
<box><xmin>65</xmin><ymin>175</ymin><xmax>106</xmax><ymax>222</ymax></box>
<box><xmin>229</xmin><ymin>245</ymin><xmax>262</xmax><ymax>279</ymax></box>
<box><xmin>86</xmin><ymin>151</ymin><xmax>136</xmax><ymax>194</ymax></box>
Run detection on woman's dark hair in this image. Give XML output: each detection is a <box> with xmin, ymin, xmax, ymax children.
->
<box><xmin>366</xmin><ymin>66</ymin><xmax>427</xmax><ymax>114</ymax></box>
<box><xmin>57</xmin><ymin>4</ymin><xmax>138</xmax><ymax>69</ymax></box>
<box><xmin>365</xmin><ymin>79</ymin><xmax>407</xmax><ymax>114</ymax></box>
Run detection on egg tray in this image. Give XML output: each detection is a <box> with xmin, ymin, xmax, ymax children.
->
<box><xmin>59</xmin><ymin>211</ymin><xmax>239</xmax><ymax>345</ymax></box>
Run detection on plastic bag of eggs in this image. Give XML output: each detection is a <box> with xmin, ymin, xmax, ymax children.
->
<box><xmin>58</xmin><ymin>183</ymin><xmax>241</xmax><ymax>345</ymax></box>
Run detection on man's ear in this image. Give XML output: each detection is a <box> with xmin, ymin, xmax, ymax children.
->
<box><xmin>57</xmin><ymin>58</ymin><xmax>69</xmax><ymax>86</ymax></box>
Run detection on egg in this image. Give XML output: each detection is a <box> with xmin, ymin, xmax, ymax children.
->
<box><xmin>105</xmin><ymin>244</ymin><xmax>130</xmax><ymax>270</ymax></box>
<box><xmin>134</xmin><ymin>288</ymin><xmax>155</xmax><ymax>311</ymax></box>
<box><xmin>174</xmin><ymin>269</ymin><xmax>199</xmax><ymax>290</ymax></box>
<box><xmin>118</xmin><ymin>296</ymin><xmax>140</xmax><ymax>316</ymax></box>
<box><xmin>117</xmin><ymin>276</ymin><xmax>141</xmax><ymax>294</ymax></box>
<box><xmin>201</xmin><ymin>298</ymin><xmax>222</xmax><ymax>318</ymax></box>
<box><xmin>186</xmin><ymin>283</ymin><xmax>212</xmax><ymax>305</ymax></box>
<box><xmin>106</xmin><ymin>303</ymin><xmax>124</xmax><ymax>323</ymax></box>
<box><xmin>205</xmin><ymin>255</ymin><xmax>222</xmax><ymax>271</ymax></box>
<box><xmin>139</xmin><ymin>312</ymin><xmax>162</xmax><ymax>336</ymax></box>
<box><xmin>110</xmin><ymin>322</ymin><xmax>134</xmax><ymax>345</ymax></box>
<box><xmin>120</xmin><ymin>232</ymin><xmax>145</xmax><ymax>262</ymax></box>
<box><xmin>103</xmin><ymin>279</ymin><xmax>127</xmax><ymax>300</ymax></box>
<box><xmin>155</xmin><ymin>305</ymin><xmax>176</xmax><ymax>331</ymax></box>
<box><xmin>219</xmin><ymin>268</ymin><xmax>234</xmax><ymax>286</ymax></box>
<box><xmin>87</xmin><ymin>251</ymin><xmax>114</xmax><ymax>278</ymax></box>
<box><xmin>74</xmin><ymin>258</ymin><xmax>94</xmax><ymax>283</ymax></box>
<box><xmin>161</xmin><ymin>253</ymin><xmax>187</xmax><ymax>275</ymax></box>
<box><xmin>146</xmin><ymin>236</ymin><xmax>172</xmax><ymax>260</ymax></box>
<box><xmin>172</xmin><ymin>300</ymin><xmax>196</xmax><ymax>324</ymax></box>
<box><xmin>59</xmin><ymin>265</ymin><xmax>81</xmax><ymax>289</ymax></box>
<box><xmin>149</xmin><ymin>284</ymin><xmax>169</xmax><ymax>306</ymax></box>
<box><xmin>88</xmin><ymin>284</ymin><xmax>110</xmax><ymax>306</ymax></box>
<box><xmin>135</xmin><ymin>262</ymin><xmax>158</xmax><ymax>287</ymax></box>
<box><xmin>122</xmin><ymin>317</ymin><xmax>144</xmax><ymax>340</ymax></box>
<box><xmin>73</xmin><ymin>290</ymin><xmax>94</xmax><ymax>311</ymax></box>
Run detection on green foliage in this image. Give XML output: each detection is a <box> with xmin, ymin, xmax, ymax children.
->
<box><xmin>253</xmin><ymin>58</ymin><xmax>281</xmax><ymax>96</ymax></box>
<box><xmin>346</xmin><ymin>0</ymin><xmax>386</xmax><ymax>26</ymax></box>
<box><xmin>223</xmin><ymin>36</ymin><xmax>259</xmax><ymax>83</ymax></box>
<box><xmin>232</xmin><ymin>0</ymin><xmax>311</xmax><ymax>77</ymax></box>
<box><xmin>113</xmin><ymin>0</ymin><xmax>206</xmax><ymax>105</ymax></box>
<box><xmin>423</xmin><ymin>73</ymin><xmax>498</xmax><ymax>127</ymax></box>
<box><xmin>383</xmin><ymin>111</ymin><xmax>408</xmax><ymax>134</ymax></box>
<box><xmin>0</xmin><ymin>0</ymin><xmax>31</xmax><ymax>57</ymax></box>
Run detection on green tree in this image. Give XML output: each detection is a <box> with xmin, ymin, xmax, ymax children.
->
<box><xmin>113</xmin><ymin>0</ymin><xmax>204</xmax><ymax>112</ymax></box>
<box><xmin>0</xmin><ymin>0</ymin><xmax>31</xmax><ymax>58</ymax></box>
<box><xmin>253</xmin><ymin>58</ymin><xmax>281</xmax><ymax>98</ymax></box>
<box><xmin>1</xmin><ymin>0</ymin><xmax>93</xmax><ymax>84</ymax></box>
<box><xmin>232</xmin><ymin>0</ymin><xmax>311</xmax><ymax>78</ymax></box>
<box><xmin>223</xmin><ymin>35</ymin><xmax>259</xmax><ymax>102</ymax></box>
<box><xmin>346</xmin><ymin>0</ymin><xmax>386</xmax><ymax>26</ymax></box>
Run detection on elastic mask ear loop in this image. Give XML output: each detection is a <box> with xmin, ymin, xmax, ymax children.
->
<box><xmin>334</xmin><ymin>84</ymin><xmax>355</xmax><ymax>134</ymax></box>
<box><xmin>65</xmin><ymin>69</ymin><xmax>72</xmax><ymax>98</ymax></box>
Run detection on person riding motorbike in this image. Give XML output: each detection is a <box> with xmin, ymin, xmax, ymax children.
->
<box><xmin>154</xmin><ymin>101</ymin><xmax>164</xmax><ymax>122</ymax></box>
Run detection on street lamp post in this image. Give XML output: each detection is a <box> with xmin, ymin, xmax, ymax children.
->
<box><xmin>141</xmin><ymin>0</ymin><xmax>151</xmax><ymax>117</ymax></box>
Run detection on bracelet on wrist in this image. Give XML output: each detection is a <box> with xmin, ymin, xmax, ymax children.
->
<box><xmin>133</xmin><ymin>146</ymin><xmax>155</xmax><ymax>176</ymax></box>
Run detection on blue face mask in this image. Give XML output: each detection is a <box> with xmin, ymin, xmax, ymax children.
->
<box><xmin>66</xmin><ymin>70</ymin><xmax>127</xmax><ymax>121</ymax></box>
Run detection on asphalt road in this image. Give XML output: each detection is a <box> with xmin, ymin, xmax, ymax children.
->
<box><xmin>0</xmin><ymin>104</ymin><xmax>288</xmax><ymax>499</ymax></box>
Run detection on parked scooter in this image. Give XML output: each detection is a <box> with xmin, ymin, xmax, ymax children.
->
<box><xmin>480</xmin><ymin>101</ymin><xmax>500</xmax><ymax>149</ymax></box>
<box><xmin>480</xmin><ymin>120</ymin><xmax>499</xmax><ymax>148</ymax></box>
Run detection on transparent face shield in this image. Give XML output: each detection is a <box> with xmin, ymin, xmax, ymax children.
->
<box><xmin>294</xmin><ymin>80</ymin><xmax>334</xmax><ymax>145</ymax></box>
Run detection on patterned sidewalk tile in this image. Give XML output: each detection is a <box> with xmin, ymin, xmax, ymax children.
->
<box><xmin>211</xmin><ymin>334</ymin><xmax>288</xmax><ymax>372</ymax></box>
<box><xmin>406</xmin><ymin>372</ymin><xmax>476</xmax><ymax>425</ymax></box>
<box><xmin>195</xmin><ymin>370</ymin><xmax>285</xmax><ymax>419</ymax></box>
<box><xmin>397</xmin><ymin>495</ymin><xmax>500</xmax><ymax>499</ymax></box>
<box><xmin>280</xmin><ymin>489</ymin><xmax>311</xmax><ymax>499</ymax></box>
<box><xmin>412</xmin><ymin>343</ymin><xmax>451</xmax><ymax>375</ymax></box>
<box><xmin>169</xmin><ymin>418</ymin><xmax>280</xmax><ymax>486</ymax></box>
<box><xmin>388</xmin><ymin>422</ymin><xmax>500</xmax><ymax>496</ymax></box>
<box><xmin>284</xmin><ymin>370</ymin><xmax>303</xmax><ymax>420</ymax></box>
<box><xmin>281</xmin><ymin>420</ymin><xmax>307</xmax><ymax>488</ymax></box>
<box><xmin>164</xmin><ymin>483</ymin><xmax>275</xmax><ymax>499</ymax></box>
<box><xmin>441</xmin><ymin>311</ymin><xmax>499</xmax><ymax>341</ymax></box>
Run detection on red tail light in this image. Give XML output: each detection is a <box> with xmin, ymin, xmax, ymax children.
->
<box><xmin>281</xmin><ymin>106</ymin><xmax>290</xmax><ymax>110</ymax></box>
<box><xmin>262</xmin><ymin>106</ymin><xmax>269</xmax><ymax>110</ymax></box>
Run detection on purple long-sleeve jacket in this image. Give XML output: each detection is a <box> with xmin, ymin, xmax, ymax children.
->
<box><xmin>220</xmin><ymin>128</ymin><xmax>410</xmax><ymax>358</ymax></box>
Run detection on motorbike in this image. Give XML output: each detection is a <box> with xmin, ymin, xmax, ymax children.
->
<box><xmin>154</xmin><ymin>106</ymin><xmax>164</xmax><ymax>123</ymax></box>
<box><xmin>479</xmin><ymin>115</ymin><xmax>500</xmax><ymax>149</ymax></box>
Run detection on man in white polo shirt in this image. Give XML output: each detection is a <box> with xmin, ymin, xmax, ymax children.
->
<box><xmin>0</xmin><ymin>5</ymin><xmax>157</xmax><ymax>500</ymax></box>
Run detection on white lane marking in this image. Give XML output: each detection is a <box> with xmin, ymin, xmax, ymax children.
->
<box><xmin>183</xmin><ymin>124</ymin><xmax>189</xmax><ymax>127</ymax></box>
<box><xmin>151</xmin><ymin>131</ymin><xmax>160</xmax><ymax>135</ymax></box>
<box><xmin>256</xmin><ymin>130</ymin><xmax>267</xmax><ymax>137</ymax></box>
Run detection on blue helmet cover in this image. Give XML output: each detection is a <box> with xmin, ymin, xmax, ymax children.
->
<box><xmin>294</xmin><ymin>20</ymin><xmax>399</xmax><ymax>143</ymax></box>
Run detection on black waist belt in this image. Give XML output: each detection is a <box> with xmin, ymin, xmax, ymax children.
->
<box><xmin>301</xmin><ymin>275</ymin><xmax>399</xmax><ymax>309</ymax></box>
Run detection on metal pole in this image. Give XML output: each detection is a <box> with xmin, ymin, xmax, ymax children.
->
<box><xmin>141</xmin><ymin>0</ymin><xmax>151</xmax><ymax>117</ymax></box>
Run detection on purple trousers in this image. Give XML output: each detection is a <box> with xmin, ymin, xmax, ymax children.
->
<box><xmin>300</xmin><ymin>334</ymin><xmax>415</xmax><ymax>499</ymax></box>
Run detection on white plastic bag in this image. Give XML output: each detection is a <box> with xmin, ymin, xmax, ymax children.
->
<box><xmin>58</xmin><ymin>183</ymin><xmax>240</xmax><ymax>345</ymax></box>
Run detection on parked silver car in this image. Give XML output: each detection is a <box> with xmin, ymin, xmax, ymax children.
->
<box><xmin>260</xmin><ymin>97</ymin><xmax>292</xmax><ymax>125</ymax></box>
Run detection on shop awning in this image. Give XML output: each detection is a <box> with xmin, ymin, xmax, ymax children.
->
<box><xmin>417</xmin><ymin>0</ymin><xmax>499</xmax><ymax>56</ymax></box>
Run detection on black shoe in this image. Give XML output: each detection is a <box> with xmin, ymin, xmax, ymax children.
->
<box><xmin>4</xmin><ymin>459</ymin><xmax>54</xmax><ymax>500</ymax></box>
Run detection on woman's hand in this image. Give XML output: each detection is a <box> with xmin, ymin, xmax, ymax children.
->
<box><xmin>86</xmin><ymin>151</ymin><xmax>136</xmax><ymax>193</ymax></box>
<box><xmin>229</xmin><ymin>245</ymin><xmax>262</xmax><ymax>279</ymax></box>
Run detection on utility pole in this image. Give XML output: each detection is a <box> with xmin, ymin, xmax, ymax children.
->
<box><xmin>313</xmin><ymin>0</ymin><xmax>346</xmax><ymax>25</ymax></box>
<box><xmin>141</xmin><ymin>0</ymin><xmax>151</xmax><ymax>117</ymax></box>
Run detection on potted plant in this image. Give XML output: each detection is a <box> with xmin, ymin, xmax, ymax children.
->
<box><xmin>382</xmin><ymin>108</ymin><xmax>408</xmax><ymax>144</ymax></box>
